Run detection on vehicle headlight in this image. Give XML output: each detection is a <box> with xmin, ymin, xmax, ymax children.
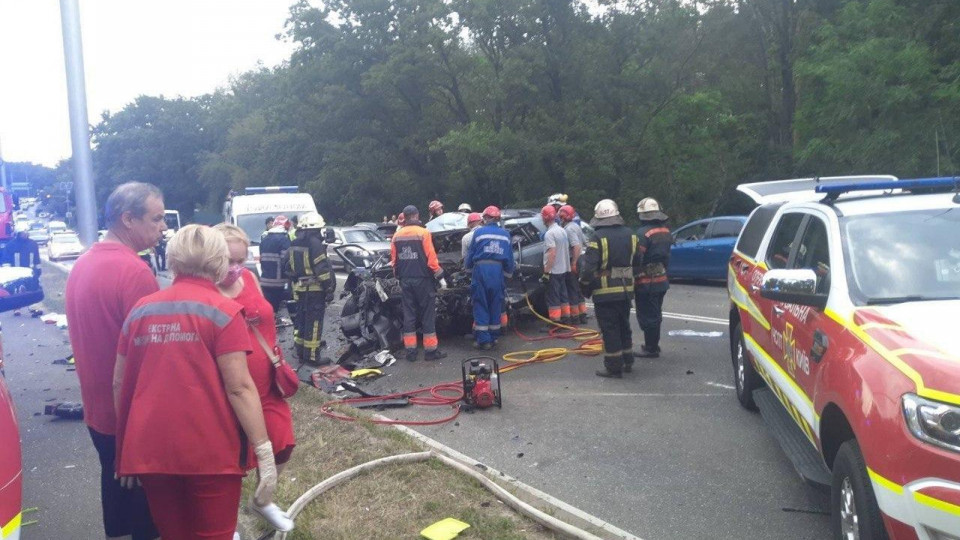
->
<box><xmin>903</xmin><ymin>393</ymin><xmax>960</xmax><ymax>453</ymax></box>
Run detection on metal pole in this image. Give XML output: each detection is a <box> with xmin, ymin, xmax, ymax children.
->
<box><xmin>59</xmin><ymin>0</ymin><xmax>98</xmax><ymax>246</ymax></box>
<box><xmin>0</xmin><ymin>136</ymin><xmax>8</xmax><ymax>192</ymax></box>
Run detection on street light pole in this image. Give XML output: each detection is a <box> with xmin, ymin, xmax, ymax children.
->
<box><xmin>0</xmin><ymin>136</ymin><xmax>9</xmax><ymax>192</ymax></box>
<box><xmin>59</xmin><ymin>0</ymin><xmax>98</xmax><ymax>246</ymax></box>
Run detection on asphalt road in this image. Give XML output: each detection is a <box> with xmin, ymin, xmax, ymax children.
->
<box><xmin>3</xmin><ymin>261</ymin><xmax>830</xmax><ymax>539</ymax></box>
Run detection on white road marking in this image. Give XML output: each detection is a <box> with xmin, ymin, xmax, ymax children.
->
<box><xmin>706</xmin><ymin>382</ymin><xmax>736</xmax><ymax>390</ymax></box>
<box><xmin>543</xmin><ymin>392</ymin><xmax>727</xmax><ymax>397</ymax></box>
<box><xmin>585</xmin><ymin>302</ymin><xmax>727</xmax><ymax>326</ymax></box>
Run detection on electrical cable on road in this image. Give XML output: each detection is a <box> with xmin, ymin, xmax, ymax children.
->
<box><xmin>320</xmin><ymin>294</ymin><xmax>605</xmax><ymax>425</ymax></box>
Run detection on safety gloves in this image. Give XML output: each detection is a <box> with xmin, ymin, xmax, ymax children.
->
<box><xmin>539</xmin><ymin>274</ymin><xmax>551</xmax><ymax>284</ymax></box>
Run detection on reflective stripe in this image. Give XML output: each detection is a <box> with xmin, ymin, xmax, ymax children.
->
<box><xmin>423</xmin><ymin>334</ymin><xmax>438</xmax><ymax>349</ymax></box>
<box><xmin>644</xmin><ymin>227</ymin><xmax>670</xmax><ymax>238</ymax></box>
<box><xmin>123</xmin><ymin>301</ymin><xmax>233</xmax><ymax>334</ymax></box>
<box><xmin>604</xmin><ymin>352</ymin><xmax>622</xmax><ymax>358</ymax></box>
<box><xmin>868</xmin><ymin>469</ymin><xmax>960</xmax><ymax>531</ymax></box>
<box><xmin>500</xmin><ymin>313</ymin><xmax>509</xmax><ymax>327</ymax></box>
<box><xmin>403</xmin><ymin>333</ymin><xmax>417</xmax><ymax>348</ymax></box>
<box><xmin>474</xmin><ymin>325</ymin><xmax>489</xmax><ymax>331</ymax></box>
<box><xmin>260</xmin><ymin>253</ymin><xmax>281</xmax><ymax>261</ymax></box>
<box><xmin>475</xmin><ymin>260</ymin><xmax>501</xmax><ymax>266</ymax></box>
<box><xmin>600</xmin><ymin>238</ymin><xmax>609</xmax><ymax>271</ymax></box>
<box><xmin>1</xmin><ymin>512</ymin><xmax>21</xmax><ymax>539</ymax></box>
<box><xmin>474</xmin><ymin>234</ymin><xmax>509</xmax><ymax>242</ymax></box>
<box><xmin>593</xmin><ymin>284</ymin><xmax>634</xmax><ymax>296</ymax></box>
<box><xmin>742</xmin><ymin>332</ymin><xmax>819</xmax><ymax>440</ymax></box>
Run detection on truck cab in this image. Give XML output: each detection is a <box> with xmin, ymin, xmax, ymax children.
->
<box><xmin>728</xmin><ymin>176</ymin><xmax>960</xmax><ymax>539</ymax></box>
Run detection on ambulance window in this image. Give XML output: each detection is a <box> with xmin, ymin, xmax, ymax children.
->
<box><xmin>765</xmin><ymin>213</ymin><xmax>806</xmax><ymax>270</ymax></box>
<box><xmin>794</xmin><ymin>217</ymin><xmax>831</xmax><ymax>295</ymax></box>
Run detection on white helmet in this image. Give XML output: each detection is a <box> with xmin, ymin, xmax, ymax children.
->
<box><xmin>457</xmin><ymin>203</ymin><xmax>472</xmax><ymax>212</ymax></box>
<box><xmin>298</xmin><ymin>212</ymin><xmax>326</xmax><ymax>229</ymax></box>
<box><xmin>593</xmin><ymin>199</ymin><xmax>620</xmax><ymax>219</ymax></box>
<box><xmin>636</xmin><ymin>198</ymin><xmax>668</xmax><ymax>221</ymax></box>
<box><xmin>547</xmin><ymin>193</ymin><xmax>568</xmax><ymax>208</ymax></box>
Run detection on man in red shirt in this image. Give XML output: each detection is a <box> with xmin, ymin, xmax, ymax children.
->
<box><xmin>66</xmin><ymin>182</ymin><xmax>166</xmax><ymax>540</ymax></box>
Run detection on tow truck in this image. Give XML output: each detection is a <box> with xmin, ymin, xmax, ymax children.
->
<box><xmin>728</xmin><ymin>176</ymin><xmax>960</xmax><ymax>539</ymax></box>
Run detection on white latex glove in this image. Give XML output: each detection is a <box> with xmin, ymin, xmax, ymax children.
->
<box><xmin>438</xmin><ymin>278</ymin><xmax>448</xmax><ymax>289</ymax></box>
<box><xmin>253</xmin><ymin>440</ymin><xmax>278</xmax><ymax>507</ymax></box>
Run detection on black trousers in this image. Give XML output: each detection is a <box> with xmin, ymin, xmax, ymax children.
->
<box><xmin>635</xmin><ymin>289</ymin><xmax>667</xmax><ymax>352</ymax></box>
<box><xmin>155</xmin><ymin>246</ymin><xmax>166</xmax><ymax>271</ymax></box>
<box><xmin>294</xmin><ymin>289</ymin><xmax>326</xmax><ymax>363</ymax></box>
<box><xmin>595</xmin><ymin>299</ymin><xmax>633</xmax><ymax>373</ymax></box>
<box><xmin>89</xmin><ymin>427</ymin><xmax>158</xmax><ymax>539</ymax></box>
<box><xmin>262</xmin><ymin>285</ymin><xmax>286</xmax><ymax>314</ymax></box>
<box><xmin>400</xmin><ymin>278</ymin><xmax>438</xmax><ymax>351</ymax></box>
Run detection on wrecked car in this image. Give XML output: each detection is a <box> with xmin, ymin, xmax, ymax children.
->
<box><xmin>335</xmin><ymin>222</ymin><xmax>548</xmax><ymax>358</ymax></box>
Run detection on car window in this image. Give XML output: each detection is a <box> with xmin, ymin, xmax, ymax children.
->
<box><xmin>708</xmin><ymin>219</ymin><xmax>744</xmax><ymax>239</ymax></box>
<box><xmin>792</xmin><ymin>217</ymin><xmax>831</xmax><ymax>294</ymax></box>
<box><xmin>765</xmin><ymin>213</ymin><xmax>806</xmax><ymax>270</ymax></box>
<box><xmin>737</xmin><ymin>204</ymin><xmax>782</xmax><ymax>257</ymax></box>
<box><xmin>674</xmin><ymin>222</ymin><xmax>708</xmax><ymax>242</ymax></box>
<box><xmin>344</xmin><ymin>230</ymin><xmax>383</xmax><ymax>243</ymax></box>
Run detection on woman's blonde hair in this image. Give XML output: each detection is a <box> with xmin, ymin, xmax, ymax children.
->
<box><xmin>167</xmin><ymin>224</ymin><xmax>229</xmax><ymax>282</ymax></box>
<box><xmin>212</xmin><ymin>223</ymin><xmax>250</xmax><ymax>249</ymax></box>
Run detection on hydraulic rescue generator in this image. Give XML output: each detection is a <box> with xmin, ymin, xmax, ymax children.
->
<box><xmin>461</xmin><ymin>358</ymin><xmax>502</xmax><ymax>410</ymax></box>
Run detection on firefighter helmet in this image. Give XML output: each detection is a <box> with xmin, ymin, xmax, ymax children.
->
<box><xmin>636</xmin><ymin>198</ymin><xmax>668</xmax><ymax>221</ymax></box>
<box><xmin>547</xmin><ymin>193</ymin><xmax>568</xmax><ymax>208</ymax></box>
<box><xmin>593</xmin><ymin>199</ymin><xmax>620</xmax><ymax>219</ymax></box>
<box><xmin>458</xmin><ymin>203</ymin><xmax>472</xmax><ymax>212</ymax></box>
<box><xmin>298</xmin><ymin>212</ymin><xmax>326</xmax><ymax>229</ymax></box>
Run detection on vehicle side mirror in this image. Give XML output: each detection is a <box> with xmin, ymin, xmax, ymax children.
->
<box><xmin>324</xmin><ymin>228</ymin><xmax>336</xmax><ymax>243</ymax></box>
<box><xmin>760</xmin><ymin>269</ymin><xmax>827</xmax><ymax>309</ymax></box>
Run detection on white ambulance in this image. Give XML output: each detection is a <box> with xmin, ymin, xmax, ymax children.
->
<box><xmin>223</xmin><ymin>186</ymin><xmax>318</xmax><ymax>273</ymax></box>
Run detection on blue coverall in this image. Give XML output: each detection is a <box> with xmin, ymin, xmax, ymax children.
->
<box><xmin>465</xmin><ymin>223</ymin><xmax>515</xmax><ymax>345</ymax></box>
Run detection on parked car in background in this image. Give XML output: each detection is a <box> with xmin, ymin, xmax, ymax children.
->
<box><xmin>46</xmin><ymin>221</ymin><xmax>67</xmax><ymax>235</ymax></box>
<box><xmin>669</xmin><ymin>216</ymin><xmax>747</xmax><ymax>280</ymax></box>
<box><xmin>327</xmin><ymin>226</ymin><xmax>391</xmax><ymax>270</ymax></box>
<box><xmin>0</xmin><ymin>265</ymin><xmax>44</xmax><ymax>540</ymax></box>
<box><xmin>48</xmin><ymin>231</ymin><xmax>84</xmax><ymax>261</ymax></box>
<box><xmin>27</xmin><ymin>229</ymin><xmax>50</xmax><ymax>247</ymax></box>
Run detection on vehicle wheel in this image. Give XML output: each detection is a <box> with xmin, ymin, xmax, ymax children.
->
<box><xmin>341</xmin><ymin>296</ymin><xmax>358</xmax><ymax>318</ymax></box>
<box><xmin>731</xmin><ymin>321</ymin><xmax>760</xmax><ymax>411</ymax></box>
<box><xmin>831</xmin><ymin>440</ymin><xmax>889</xmax><ymax>540</ymax></box>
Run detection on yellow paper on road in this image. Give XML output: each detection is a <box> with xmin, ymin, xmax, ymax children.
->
<box><xmin>350</xmin><ymin>368</ymin><xmax>382</xmax><ymax>379</ymax></box>
<box><xmin>420</xmin><ymin>517</ymin><xmax>470</xmax><ymax>540</ymax></box>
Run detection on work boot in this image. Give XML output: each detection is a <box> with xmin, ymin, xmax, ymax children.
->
<box><xmin>561</xmin><ymin>316</ymin><xmax>572</xmax><ymax>327</ymax></box>
<box><xmin>578</xmin><ymin>314</ymin><xmax>588</xmax><ymax>324</ymax></box>
<box><xmin>595</xmin><ymin>370</ymin><xmax>623</xmax><ymax>379</ymax></box>
<box><xmin>405</xmin><ymin>349</ymin><xmax>418</xmax><ymax>362</ymax></box>
<box><xmin>634</xmin><ymin>345</ymin><xmax>660</xmax><ymax>358</ymax></box>
<box><xmin>480</xmin><ymin>342</ymin><xmax>493</xmax><ymax>351</ymax></box>
<box><xmin>424</xmin><ymin>349</ymin><xmax>447</xmax><ymax>361</ymax></box>
<box><xmin>622</xmin><ymin>353</ymin><xmax>634</xmax><ymax>373</ymax></box>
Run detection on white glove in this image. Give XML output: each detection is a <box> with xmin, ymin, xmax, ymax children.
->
<box><xmin>115</xmin><ymin>473</ymin><xmax>141</xmax><ymax>489</ymax></box>
<box><xmin>253</xmin><ymin>440</ymin><xmax>278</xmax><ymax>507</ymax></box>
<box><xmin>438</xmin><ymin>278</ymin><xmax>448</xmax><ymax>289</ymax></box>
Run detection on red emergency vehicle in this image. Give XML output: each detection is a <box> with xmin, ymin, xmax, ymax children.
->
<box><xmin>728</xmin><ymin>176</ymin><xmax>960</xmax><ymax>539</ymax></box>
<box><xmin>0</xmin><ymin>189</ymin><xmax>15</xmax><ymax>247</ymax></box>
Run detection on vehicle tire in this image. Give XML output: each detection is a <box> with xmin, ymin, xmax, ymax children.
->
<box><xmin>731</xmin><ymin>321</ymin><xmax>760</xmax><ymax>411</ymax></box>
<box><xmin>831</xmin><ymin>440</ymin><xmax>889</xmax><ymax>540</ymax></box>
<box><xmin>341</xmin><ymin>296</ymin><xmax>358</xmax><ymax>318</ymax></box>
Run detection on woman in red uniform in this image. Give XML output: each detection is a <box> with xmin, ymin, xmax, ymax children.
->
<box><xmin>113</xmin><ymin>225</ymin><xmax>280</xmax><ymax>540</ymax></box>
<box><xmin>215</xmin><ymin>224</ymin><xmax>296</xmax><ymax>530</ymax></box>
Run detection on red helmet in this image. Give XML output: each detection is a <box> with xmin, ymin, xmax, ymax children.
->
<box><xmin>482</xmin><ymin>205</ymin><xmax>501</xmax><ymax>219</ymax></box>
<box><xmin>541</xmin><ymin>205</ymin><xmax>557</xmax><ymax>222</ymax></box>
<box><xmin>558</xmin><ymin>205</ymin><xmax>575</xmax><ymax>222</ymax></box>
<box><xmin>397</xmin><ymin>213</ymin><xmax>406</xmax><ymax>226</ymax></box>
<box><xmin>273</xmin><ymin>215</ymin><xmax>289</xmax><ymax>229</ymax></box>
<box><xmin>467</xmin><ymin>212</ymin><xmax>483</xmax><ymax>225</ymax></box>
<box><xmin>428</xmin><ymin>200</ymin><xmax>443</xmax><ymax>213</ymax></box>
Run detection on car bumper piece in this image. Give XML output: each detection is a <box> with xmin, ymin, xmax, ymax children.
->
<box><xmin>870</xmin><ymin>469</ymin><xmax>960</xmax><ymax>539</ymax></box>
<box><xmin>1</xmin><ymin>512</ymin><xmax>20</xmax><ymax>540</ymax></box>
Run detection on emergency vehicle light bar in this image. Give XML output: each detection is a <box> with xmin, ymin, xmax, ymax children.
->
<box><xmin>244</xmin><ymin>186</ymin><xmax>298</xmax><ymax>194</ymax></box>
<box><xmin>816</xmin><ymin>176</ymin><xmax>959</xmax><ymax>199</ymax></box>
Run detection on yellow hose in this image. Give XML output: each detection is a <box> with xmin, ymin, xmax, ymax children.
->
<box><xmin>499</xmin><ymin>295</ymin><xmax>604</xmax><ymax>373</ymax></box>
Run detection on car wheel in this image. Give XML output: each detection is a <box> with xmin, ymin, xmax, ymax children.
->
<box><xmin>731</xmin><ymin>321</ymin><xmax>760</xmax><ymax>411</ymax></box>
<box><xmin>831</xmin><ymin>440</ymin><xmax>889</xmax><ymax>540</ymax></box>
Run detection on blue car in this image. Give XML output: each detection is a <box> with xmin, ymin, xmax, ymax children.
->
<box><xmin>668</xmin><ymin>216</ymin><xmax>747</xmax><ymax>280</ymax></box>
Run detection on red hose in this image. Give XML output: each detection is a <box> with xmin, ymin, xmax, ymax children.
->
<box><xmin>320</xmin><ymin>380</ymin><xmax>465</xmax><ymax>426</ymax></box>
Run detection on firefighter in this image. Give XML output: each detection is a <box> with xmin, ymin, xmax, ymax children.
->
<box><xmin>579</xmin><ymin>199</ymin><xmax>642</xmax><ymax>378</ymax></box>
<box><xmin>428</xmin><ymin>200</ymin><xmax>444</xmax><ymax>221</ymax></box>
<box><xmin>559</xmin><ymin>204</ymin><xmax>588</xmax><ymax>324</ymax></box>
<box><xmin>284</xmin><ymin>211</ymin><xmax>335</xmax><ymax>364</ymax></box>
<box><xmin>547</xmin><ymin>193</ymin><xmax>568</xmax><ymax>210</ymax></box>
<box><xmin>260</xmin><ymin>214</ymin><xmax>292</xmax><ymax>326</ymax></box>
<box><xmin>458</xmin><ymin>203</ymin><xmax>472</xmax><ymax>213</ymax></box>
<box><xmin>391</xmin><ymin>205</ymin><xmax>447</xmax><ymax>362</ymax></box>
<box><xmin>539</xmin><ymin>205</ymin><xmax>571</xmax><ymax>325</ymax></box>
<box><xmin>465</xmin><ymin>206</ymin><xmax>514</xmax><ymax>350</ymax></box>
<box><xmin>634</xmin><ymin>198</ymin><xmax>672</xmax><ymax>358</ymax></box>
<box><xmin>2</xmin><ymin>223</ymin><xmax>41</xmax><ymax>277</ymax></box>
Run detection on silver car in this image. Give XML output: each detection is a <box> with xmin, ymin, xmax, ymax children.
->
<box><xmin>326</xmin><ymin>226</ymin><xmax>391</xmax><ymax>270</ymax></box>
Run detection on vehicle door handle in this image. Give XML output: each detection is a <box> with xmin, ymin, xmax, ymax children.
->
<box><xmin>773</xmin><ymin>305</ymin><xmax>785</xmax><ymax>317</ymax></box>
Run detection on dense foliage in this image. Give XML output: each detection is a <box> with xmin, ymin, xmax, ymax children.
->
<box><xmin>68</xmin><ymin>0</ymin><xmax>960</xmax><ymax>224</ymax></box>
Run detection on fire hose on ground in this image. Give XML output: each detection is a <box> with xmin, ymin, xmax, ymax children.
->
<box><xmin>271</xmin><ymin>450</ymin><xmax>605</xmax><ymax>540</ymax></box>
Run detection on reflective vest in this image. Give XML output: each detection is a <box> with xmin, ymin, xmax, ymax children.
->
<box><xmin>390</xmin><ymin>222</ymin><xmax>442</xmax><ymax>279</ymax></box>
<box><xmin>580</xmin><ymin>224</ymin><xmax>641</xmax><ymax>303</ymax></box>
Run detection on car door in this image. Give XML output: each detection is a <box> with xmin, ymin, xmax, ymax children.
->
<box><xmin>670</xmin><ymin>221</ymin><xmax>709</xmax><ymax>279</ymax></box>
<box><xmin>701</xmin><ymin>218</ymin><xmax>745</xmax><ymax>279</ymax></box>
<box><xmin>773</xmin><ymin>215</ymin><xmax>832</xmax><ymax>441</ymax></box>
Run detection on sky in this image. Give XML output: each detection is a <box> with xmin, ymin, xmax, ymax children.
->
<box><xmin>0</xmin><ymin>1</ymin><xmax>299</xmax><ymax>167</ymax></box>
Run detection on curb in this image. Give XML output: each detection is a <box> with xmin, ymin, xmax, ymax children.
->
<box><xmin>386</xmin><ymin>421</ymin><xmax>644</xmax><ymax>540</ymax></box>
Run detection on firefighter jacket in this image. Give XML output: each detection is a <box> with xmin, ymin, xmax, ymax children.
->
<box><xmin>390</xmin><ymin>222</ymin><xmax>443</xmax><ymax>280</ymax></box>
<box><xmin>259</xmin><ymin>228</ymin><xmax>291</xmax><ymax>288</ymax></box>
<box><xmin>2</xmin><ymin>236</ymin><xmax>41</xmax><ymax>271</ymax></box>
<box><xmin>579</xmin><ymin>224</ymin><xmax>642</xmax><ymax>303</ymax></box>
<box><xmin>285</xmin><ymin>230</ymin><xmax>334</xmax><ymax>295</ymax></box>
<box><xmin>636</xmin><ymin>221</ymin><xmax>672</xmax><ymax>293</ymax></box>
<box><xmin>465</xmin><ymin>223</ymin><xmax>515</xmax><ymax>277</ymax></box>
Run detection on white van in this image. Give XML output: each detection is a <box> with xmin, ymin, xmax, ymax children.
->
<box><xmin>223</xmin><ymin>186</ymin><xmax>318</xmax><ymax>272</ymax></box>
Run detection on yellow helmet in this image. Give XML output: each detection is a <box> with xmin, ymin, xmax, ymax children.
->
<box><xmin>298</xmin><ymin>212</ymin><xmax>326</xmax><ymax>229</ymax></box>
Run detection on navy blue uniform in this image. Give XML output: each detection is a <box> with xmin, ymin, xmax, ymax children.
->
<box><xmin>465</xmin><ymin>224</ymin><xmax>515</xmax><ymax>345</ymax></box>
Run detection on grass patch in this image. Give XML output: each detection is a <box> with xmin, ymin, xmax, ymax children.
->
<box><xmin>240</xmin><ymin>390</ymin><xmax>558</xmax><ymax>540</ymax></box>
<box><xmin>38</xmin><ymin>261</ymin><xmax>68</xmax><ymax>314</ymax></box>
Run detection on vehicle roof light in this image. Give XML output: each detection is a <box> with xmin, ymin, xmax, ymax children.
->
<box><xmin>244</xmin><ymin>186</ymin><xmax>298</xmax><ymax>194</ymax></box>
<box><xmin>816</xmin><ymin>176</ymin><xmax>959</xmax><ymax>200</ymax></box>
